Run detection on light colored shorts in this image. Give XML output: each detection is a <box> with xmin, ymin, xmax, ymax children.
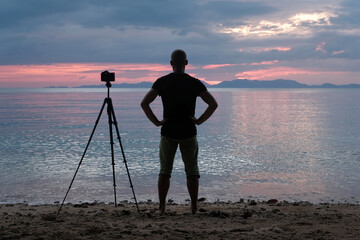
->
<box><xmin>159</xmin><ymin>135</ymin><xmax>199</xmax><ymax>178</ymax></box>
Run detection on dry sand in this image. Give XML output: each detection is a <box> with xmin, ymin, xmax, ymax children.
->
<box><xmin>1</xmin><ymin>200</ymin><xmax>359</xmax><ymax>239</ymax></box>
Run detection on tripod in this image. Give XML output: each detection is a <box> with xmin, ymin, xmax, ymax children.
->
<box><xmin>58</xmin><ymin>81</ymin><xmax>139</xmax><ymax>213</ymax></box>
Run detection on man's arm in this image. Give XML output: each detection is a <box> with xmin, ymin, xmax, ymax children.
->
<box><xmin>193</xmin><ymin>90</ymin><xmax>218</xmax><ymax>125</ymax></box>
<box><xmin>141</xmin><ymin>88</ymin><xmax>165</xmax><ymax>127</ymax></box>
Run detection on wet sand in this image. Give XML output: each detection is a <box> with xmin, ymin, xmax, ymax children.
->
<box><xmin>1</xmin><ymin>200</ymin><xmax>359</xmax><ymax>239</ymax></box>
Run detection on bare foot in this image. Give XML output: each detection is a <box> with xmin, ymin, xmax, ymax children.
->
<box><xmin>191</xmin><ymin>204</ymin><xmax>197</xmax><ymax>214</ymax></box>
<box><xmin>155</xmin><ymin>206</ymin><xmax>165</xmax><ymax>215</ymax></box>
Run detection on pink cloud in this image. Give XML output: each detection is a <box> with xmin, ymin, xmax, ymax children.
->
<box><xmin>239</xmin><ymin>47</ymin><xmax>291</xmax><ymax>53</ymax></box>
<box><xmin>234</xmin><ymin>66</ymin><xmax>358</xmax><ymax>85</ymax></box>
<box><xmin>202</xmin><ymin>64</ymin><xmax>237</xmax><ymax>69</ymax></box>
<box><xmin>111</xmin><ymin>63</ymin><xmax>170</xmax><ymax>72</ymax></box>
<box><xmin>241</xmin><ymin>60</ymin><xmax>278</xmax><ymax>66</ymax></box>
<box><xmin>332</xmin><ymin>50</ymin><xmax>345</xmax><ymax>55</ymax></box>
<box><xmin>236</xmin><ymin>67</ymin><xmax>323</xmax><ymax>80</ymax></box>
<box><xmin>0</xmin><ymin>63</ymin><xmax>170</xmax><ymax>88</ymax></box>
<box><xmin>264</xmin><ymin>47</ymin><xmax>291</xmax><ymax>52</ymax></box>
<box><xmin>316</xmin><ymin>41</ymin><xmax>327</xmax><ymax>53</ymax></box>
<box><xmin>250</xmin><ymin>60</ymin><xmax>279</xmax><ymax>66</ymax></box>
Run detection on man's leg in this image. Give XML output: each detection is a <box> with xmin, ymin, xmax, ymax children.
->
<box><xmin>158</xmin><ymin>174</ymin><xmax>170</xmax><ymax>214</ymax></box>
<box><xmin>158</xmin><ymin>136</ymin><xmax>177</xmax><ymax>214</ymax></box>
<box><xmin>179</xmin><ymin>136</ymin><xmax>200</xmax><ymax>214</ymax></box>
<box><xmin>187</xmin><ymin>176</ymin><xmax>199</xmax><ymax>214</ymax></box>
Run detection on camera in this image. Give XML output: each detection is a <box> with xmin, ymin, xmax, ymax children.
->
<box><xmin>101</xmin><ymin>71</ymin><xmax>115</xmax><ymax>82</ymax></box>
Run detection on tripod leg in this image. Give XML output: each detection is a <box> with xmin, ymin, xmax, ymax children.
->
<box><xmin>58</xmin><ymin>99</ymin><xmax>107</xmax><ymax>214</ymax></box>
<box><xmin>108</xmin><ymin>99</ymin><xmax>140</xmax><ymax>213</ymax></box>
<box><xmin>107</xmin><ymin>98</ymin><xmax>118</xmax><ymax>207</ymax></box>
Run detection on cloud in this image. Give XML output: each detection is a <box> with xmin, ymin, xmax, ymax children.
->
<box><xmin>250</xmin><ymin>60</ymin><xmax>279</xmax><ymax>65</ymax></box>
<box><xmin>0</xmin><ymin>63</ymin><xmax>171</xmax><ymax>87</ymax></box>
<box><xmin>264</xmin><ymin>47</ymin><xmax>291</xmax><ymax>52</ymax></box>
<box><xmin>332</xmin><ymin>50</ymin><xmax>345</xmax><ymax>55</ymax></box>
<box><xmin>235</xmin><ymin>67</ymin><xmax>311</xmax><ymax>80</ymax></box>
<box><xmin>334</xmin><ymin>0</ymin><xmax>360</xmax><ymax>25</ymax></box>
<box><xmin>239</xmin><ymin>47</ymin><xmax>291</xmax><ymax>53</ymax></box>
<box><xmin>0</xmin><ymin>0</ymin><xmax>276</xmax><ymax>65</ymax></box>
<box><xmin>0</xmin><ymin>1</ymin><xmax>274</xmax><ymax>32</ymax></box>
<box><xmin>316</xmin><ymin>41</ymin><xmax>327</xmax><ymax>53</ymax></box>
<box><xmin>0</xmin><ymin>1</ymin><xmax>81</xmax><ymax>29</ymax></box>
<box><xmin>202</xmin><ymin>64</ymin><xmax>237</xmax><ymax>69</ymax></box>
<box><xmin>218</xmin><ymin>10</ymin><xmax>338</xmax><ymax>38</ymax></box>
<box><xmin>289</xmin><ymin>12</ymin><xmax>336</xmax><ymax>26</ymax></box>
<box><xmin>234</xmin><ymin>65</ymin><xmax>360</xmax><ymax>85</ymax></box>
<box><xmin>0</xmin><ymin>0</ymin><xmax>360</xmax><ymax>86</ymax></box>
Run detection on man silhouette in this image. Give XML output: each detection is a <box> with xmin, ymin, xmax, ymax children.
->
<box><xmin>141</xmin><ymin>49</ymin><xmax>218</xmax><ymax>214</ymax></box>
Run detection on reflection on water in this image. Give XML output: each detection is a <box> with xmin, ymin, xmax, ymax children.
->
<box><xmin>227</xmin><ymin>91</ymin><xmax>328</xmax><ymax>198</ymax></box>
<box><xmin>0</xmin><ymin>89</ymin><xmax>359</xmax><ymax>204</ymax></box>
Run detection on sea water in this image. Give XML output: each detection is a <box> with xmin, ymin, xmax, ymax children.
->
<box><xmin>0</xmin><ymin>88</ymin><xmax>359</xmax><ymax>204</ymax></box>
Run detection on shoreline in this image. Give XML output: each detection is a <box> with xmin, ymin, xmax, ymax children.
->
<box><xmin>1</xmin><ymin>195</ymin><xmax>359</xmax><ymax>206</ymax></box>
<box><xmin>1</xmin><ymin>200</ymin><xmax>359</xmax><ymax>239</ymax></box>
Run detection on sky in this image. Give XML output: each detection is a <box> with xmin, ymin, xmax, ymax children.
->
<box><xmin>0</xmin><ymin>0</ymin><xmax>359</xmax><ymax>87</ymax></box>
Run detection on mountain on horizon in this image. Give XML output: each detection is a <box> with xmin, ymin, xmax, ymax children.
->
<box><xmin>214</xmin><ymin>79</ymin><xmax>309</xmax><ymax>88</ymax></box>
<box><xmin>73</xmin><ymin>81</ymin><xmax>154</xmax><ymax>88</ymax></box>
<box><xmin>213</xmin><ymin>79</ymin><xmax>360</xmax><ymax>88</ymax></box>
<box><xmin>47</xmin><ymin>79</ymin><xmax>360</xmax><ymax>88</ymax></box>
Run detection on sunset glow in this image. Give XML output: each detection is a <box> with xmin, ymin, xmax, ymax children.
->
<box><xmin>0</xmin><ymin>63</ymin><xmax>171</xmax><ymax>88</ymax></box>
<box><xmin>235</xmin><ymin>66</ymin><xmax>359</xmax><ymax>85</ymax></box>
<box><xmin>236</xmin><ymin>67</ymin><xmax>312</xmax><ymax>80</ymax></box>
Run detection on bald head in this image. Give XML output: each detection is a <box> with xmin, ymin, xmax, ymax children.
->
<box><xmin>171</xmin><ymin>49</ymin><xmax>188</xmax><ymax>73</ymax></box>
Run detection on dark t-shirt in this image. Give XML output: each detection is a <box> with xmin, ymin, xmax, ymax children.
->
<box><xmin>152</xmin><ymin>72</ymin><xmax>207</xmax><ymax>139</ymax></box>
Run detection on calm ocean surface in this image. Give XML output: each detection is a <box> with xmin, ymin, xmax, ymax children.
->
<box><xmin>0</xmin><ymin>88</ymin><xmax>359</xmax><ymax>204</ymax></box>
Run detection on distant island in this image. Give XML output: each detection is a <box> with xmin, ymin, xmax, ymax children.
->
<box><xmin>46</xmin><ymin>79</ymin><xmax>360</xmax><ymax>88</ymax></box>
<box><xmin>211</xmin><ymin>79</ymin><xmax>360</xmax><ymax>88</ymax></box>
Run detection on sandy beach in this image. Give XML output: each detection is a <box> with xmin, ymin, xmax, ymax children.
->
<box><xmin>1</xmin><ymin>200</ymin><xmax>359</xmax><ymax>239</ymax></box>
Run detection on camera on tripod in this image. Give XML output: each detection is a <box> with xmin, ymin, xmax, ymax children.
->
<box><xmin>58</xmin><ymin>69</ymin><xmax>139</xmax><ymax>213</ymax></box>
<box><xmin>101</xmin><ymin>71</ymin><xmax>115</xmax><ymax>82</ymax></box>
